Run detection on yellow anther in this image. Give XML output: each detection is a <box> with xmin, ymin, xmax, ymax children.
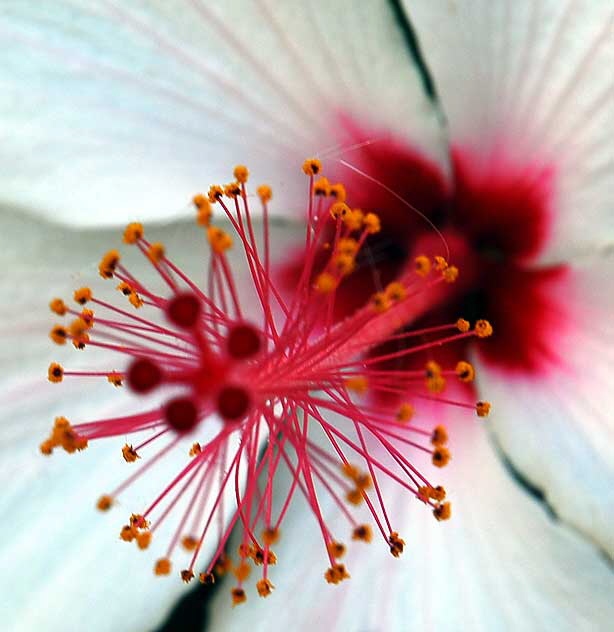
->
<box><xmin>50</xmin><ymin>325</ymin><xmax>68</xmax><ymax>345</ymax></box>
<box><xmin>136</xmin><ymin>530</ymin><xmax>152</xmax><ymax>550</ymax></box>
<box><xmin>455</xmin><ymin>361</ymin><xmax>475</xmax><ymax>382</ymax></box>
<box><xmin>49</xmin><ymin>298</ymin><xmax>67</xmax><ymax>316</ymax></box>
<box><xmin>224</xmin><ymin>182</ymin><xmax>242</xmax><ymax>199</ymax></box>
<box><xmin>80</xmin><ymin>309</ymin><xmax>94</xmax><ymax>328</ymax></box>
<box><xmin>199</xmin><ymin>572</ymin><xmax>215</xmax><ymax>585</ymax></box>
<box><xmin>355</xmin><ymin>472</ymin><xmax>372</xmax><ymax>490</ymax></box>
<box><xmin>426</xmin><ymin>374</ymin><xmax>446</xmax><ymax>394</ymax></box>
<box><xmin>181</xmin><ymin>535</ymin><xmax>199</xmax><ymax>551</ymax></box>
<box><xmin>192</xmin><ymin>193</ymin><xmax>208</xmax><ymax>209</ymax></box>
<box><xmin>193</xmin><ymin>195</ymin><xmax>212</xmax><ymax>226</ymax></box>
<box><xmin>116</xmin><ymin>281</ymin><xmax>132</xmax><ymax>296</ymax></box>
<box><xmin>414</xmin><ymin>255</ymin><xmax>431</xmax><ymax>277</ymax></box>
<box><xmin>313</xmin><ymin>177</ymin><xmax>330</xmax><ymax>196</ymax></box>
<box><xmin>314</xmin><ymin>272</ymin><xmax>337</xmax><ymax>293</ymax></box>
<box><xmin>130</xmin><ymin>513</ymin><xmax>149</xmax><ymax>530</ymax></box>
<box><xmin>99</xmin><ymin>249</ymin><xmax>121</xmax><ymax>279</ymax></box>
<box><xmin>231</xmin><ymin>587</ymin><xmax>247</xmax><ymax>606</ymax></box>
<box><xmin>256</xmin><ymin>184</ymin><xmax>272</xmax><ymax>203</ymax></box>
<box><xmin>352</xmin><ymin>524</ymin><xmax>372</xmax><ymax>542</ymax></box>
<box><xmin>324</xmin><ymin>564</ymin><xmax>350</xmax><ymax>585</ymax></box>
<box><xmin>147</xmin><ymin>242</ymin><xmax>165</xmax><ymax>264</ymax></box>
<box><xmin>72</xmin><ymin>333</ymin><xmax>90</xmax><ymax>350</ymax></box>
<box><xmin>344</xmin><ymin>376</ymin><xmax>368</xmax><ymax>395</ymax></box>
<box><xmin>214</xmin><ymin>555</ymin><xmax>232</xmax><ymax>576</ymax></box>
<box><xmin>39</xmin><ymin>439</ymin><xmax>54</xmax><ymax>455</ymax></box>
<box><xmin>475</xmin><ymin>319</ymin><xmax>493</xmax><ymax>338</ymax></box>
<box><xmin>96</xmin><ymin>495</ymin><xmax>113</xmax><ymax>511</ymax></box>
<box><xmin>69</xmin><ymin>317</ymin><xmax>89</xmax><ymax>339</ymax></box>
<box><xmin>233</xmin><ymin>165</ymin><xmax>249</xmax><ymax>184</ymax></box>
<box><xmin>430</xmin><ymin>485</ymin><xmax>446</xmax><ymax>501</ymax></box>
<box><xmin>129</xmin><ymin>292</ymin><xmax>144</xmax><ymax>309</ymax></box>
<box><xmin>337</xmin><ymin>237</ymin><xmax>359</xmax><ymax>256</ymax></box>
<box><xmin>122</xmin><ymin>444</ymin><xmax>139</xmax><ymax>463</ymax></box>
<box><xmin>107</xmin><ymin>372</ymin><xmax>123</xmax><ymax>387</ymax></box>
<box><xmin>385</xmin><ymin>281</ymin><xmax>407</xmax><ymax>302</ymax></box>
<box><xmin>302</xmin><ymin>158</ymin><xmax>322</xmax><ymax>176</ymax></box>
<box><xmin>48</xmin><ymin>362</ymin><xmax>64</xmax><ymax>383</ymax></box>
<box><xmin>196</xmin><ymin>206</ymin><xmax>212</xmax><ymax>227</ymax></box>
<box><xmin>476</xmin><ymin>401</ymin><xmax>491</xmax><ymax>417</ymax></box>
<box><xmin>363</xmin><ymin>212</ymin><xmax>381</xmax><ymax>234</ymax></box>
<box><xmin>456</xmin><ymin>318</ymin><xmax>470</xmax><ymax>332</ymax></box>
<box><xmin>434</xmin><ymin>256</ymin><xmax>448</xmax><ymax>271</ymax></box>
<box><xmin>442</xmin><ymin>265</ymin><xmax>459</xmax><ymax>283</ymax></box>
<box><xmin>432</xmin><ymin>446</ymin><xmax>451</xmax><ymax>468</ymax></box>
<box><xmin>430</xmin><ymin>425</ymin><xmax>448</xmax><ymax>447</ymax></box>
<box><xmin>123</xmin><ymin>222</ymin><xmax>143</xmax><ymax>244</ymax></box>
<box><xmin>341</xmin><ymin>463</ymin><xmax>360</xmax><ymax>479</ymax></box>
<box><xmin>120</xmin><ymin>525</ymin><xmax>136</xmax><ymax>542</ymax></box>
<box><xmin>252</xmin><ymin>547</ymin><xmax>277</xmax><ymax>566</ymax></box>
<box><xmin>233</xmin><ymin>561</ymin><xmax>251</xmax><ymax>582</ymax></box>
<box><xmin>396</xmin><ymin>402</ymin><xmax>414</xmax><ymax>423</ymax></box>
<box><xmin>329</xmin><ymin>183</ymin><xmax>346</xmax><ymax>202</ymax></box>
<box><xmin>331</xmin><ymin>253</ymin><xmax>355</xmax><ymax>276</ymax></box>
<box><xmin>344</xmin><ymin>208</ymin><xmax>364</xmax><ymax>231</ymax></box>
<box><xmin>207</xmin><ymin>226</ymin><xmax>233</xmax><ymax>254</ymax></box>
<box><xmin>346</xmin><ymin>488</ymin><xmax>363</xmax><ymax>506</ymax></box>
<box><xmin>329</xmin><ymin>202</ymin><xmax>351</xmax><ymax>220</ymax></box>
<box><xmin>370</xmin><ymin>291</ymin><xmax>390</xmax><ymax>312</ymax></box>
<box><xmin>327</xmin><ymin>541</ymin><xmax>346</xmax><ymax>559</ymax></box>
<box><xmin>262</xmin><ymin>527</ymin><xmax>280</xmax><ymax>546</ymax></box>
<box><xmin>388</xmin><ymin>532</ymin><xmax>405</xmax><ymax>558</ymax></box>
<box><xmin>425</xmin><ymin>361</ymin><xmax>442</xmax><ymax>378</ymax></box>
<box><xmin>73</xmin><ymin>287</ymin><xmax>92</xmax><ymax>305</ymax></box>
<box><xmin>154</xmin><ymin>558</ymin><xmax>171</xmax><ymax>576</ymax></box>
<box><xmin>433</xmin><ymin>502</ymin><xmax>451</xmax><ymax>521</ymax></box>
<box><xmin>207</xmin><ymin>185</ymin><xmax>224</xmax><ymax>203</ymax></box>
<box><xmin>189</xmin><ymin>442</ymin><xmax>202</xmax><ymax>457</ymax></box>
<box><xmin>418</xmin><ymin>484</ymin><xmax>443</xmax><ymax>502</ymax></box>
<box><xmin>256</xmin><ymin>578</ymin><xmax>274</xmax><ymax>597</ymax></box>
<box><xmin>181</xmin><ymin>570</ymin><xmax>195</xmax><ymax>583</ymax></box>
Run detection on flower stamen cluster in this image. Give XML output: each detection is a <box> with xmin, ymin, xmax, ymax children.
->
<box><xmin>44</xmin><ymin>161</ymin><xmax>492</xmax><ymax>604</ymax></box>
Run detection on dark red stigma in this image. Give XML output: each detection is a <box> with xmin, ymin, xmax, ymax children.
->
<box><xmin>227</xmin><ymin>324</ymin><xmax>261</xmax><ymax>359</ymax></box>
<box><xmin>164</xmin><ymin>396</ymin><xmax>199</xmax><ymax>433</ymax></box>
<box><xmin>166</xmin><ymin>292</ymin><xmax>201</xmax><ymax>328</ymax></box>
<box><xmin>217</xmin><ymin>385</ymin><xmax>251</xmax><ymax>421</ymax></box>
<box><xmin>127</xmin><ymin>358</ymin><xmax>162</xmax><ymax>394</ymax></box>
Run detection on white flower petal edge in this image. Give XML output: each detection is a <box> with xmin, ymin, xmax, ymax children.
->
<box><xmin>475</xmin><ymin>253</ymin><xmax>614</xmax><ymax>557</ymax></box>
<box><xmin>207</xmin><ymin>413</ymin><xmax>614</xmax><ymax>632</ymax></box>
<box><xmin>0</xmin><ymin>211</ymin><xmax>296</xmax><ymax>631</ymax></box>
<box><xmin>0</xmin><ymin>0</ymin><xmax>446</xmax><ymax>227</ymax></box>
<box><xmin>406</xmin><ymin>0</ymin><xmax>614</xmax><ymax>264</ymax></box>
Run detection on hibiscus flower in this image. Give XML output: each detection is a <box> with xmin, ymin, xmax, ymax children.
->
<box><xmin>0</xmin><ymin>1</ymin><xmax>612</xmax><ymax>631</ymax></box>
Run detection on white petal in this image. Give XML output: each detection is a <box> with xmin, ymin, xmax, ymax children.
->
<box><xmin>0</xmin><ymin>212</ymin><xmax>291</xmax><ymax>631</ymax></box>
<box><xmin>0</xmin><ymin>0</ymin><xmax>446</xmax><ymax>226</ymax></box>
<box><xmin>206</xmin><ymin>412</ymin><xmax>614</xmax><ymax>631</ymax></box>
<box><xmin>406</xmin><ymin>0</ymin><xmax>614</xmax><ymax>264</ymax></box>
<box><xmin>474</xmin><ymin>254</ymin><xmax>614</xmax><ymax>557</ymax></box>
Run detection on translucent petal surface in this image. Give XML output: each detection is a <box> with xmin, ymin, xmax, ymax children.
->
<box><xmin>476</xmin><ymin>254</ymin><xmax>614</xmax><ymax>557</ymax></box>
<box><xmin>407</xmin><ymin>0</ymin><xmax>614</xmax><ymax>264</ymax></box>
<box><xmin>0</xmin><ymin>0</ymin><xmax>446</xmax><ymax>226</ymax></box>
<box><xmin>208</xmin><ymin>412</ymin><xmax>614</xmax><ymax>631</ymax></box>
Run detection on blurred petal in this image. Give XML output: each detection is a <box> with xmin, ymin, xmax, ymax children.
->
<box><xmin>208</xmin><ymin>414</ymin><xmax>614</xmax><ymax>631</ymax></box>
<box><xmin>0</xmin><ymin>209</ymin><xmax>296</xmax><ymax>631</ymax></box>
<box><xmin>407</xmin><ymin>0</ymin><xmax>614</xmax><ymax>264</ymax></box>
<box><xmin>475</xmin><ymin>253</ymin><xmax>614</xmax><ymax>556</ymax></box>
<box><xmin>0</xmin><ymin>0</ymin><xmax>446</xmax><ymax>226</ymax></box>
